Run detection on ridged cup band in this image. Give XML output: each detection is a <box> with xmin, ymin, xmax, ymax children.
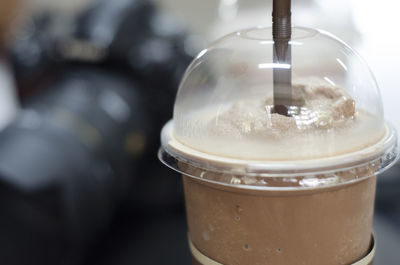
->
<box><xmin>189</xmin><ymin>234</ymin><xmax>375</xmax><ymax>265</ymax></box>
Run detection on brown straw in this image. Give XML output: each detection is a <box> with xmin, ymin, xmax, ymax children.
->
<box><xmin>272</xmin><ymin>0</ymin><xmax>292</xmax><ymax>116</ymax></box>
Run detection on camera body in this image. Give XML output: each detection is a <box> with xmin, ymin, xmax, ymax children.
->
<box><xmin>1</xmin><ymin>0</ymin><xmax>193</xmax><ymax>264</ymax></box>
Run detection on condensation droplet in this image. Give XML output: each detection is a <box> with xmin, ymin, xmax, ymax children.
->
<box><xmin>236</xmin><ymin>205</ymin><xmax>243</xmax><ymax>214</ymax></box>
<box><xmin>243</xmin><ymin>244</ymin><xmax>250</xmax><ymax>251</ymax></box>
<box><xmin>242</xmin><ymin>176</ymin><xmax>257</xmax><ymax>185</ymax></box>
<box><xmin>202</xmin><ymin>230</ymin><xmax>210</xmax><ymax>241</ymax></box>
<box><xmin>230</xmin><ymin>177</ymin><xmax>241</xmax><ymax>185</ymax></box>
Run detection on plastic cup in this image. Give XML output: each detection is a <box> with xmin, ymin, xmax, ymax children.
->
<box><xmin>159</xmin><ymin>27</ymin><xmax>398</xmax><ymax>265</ymax></box>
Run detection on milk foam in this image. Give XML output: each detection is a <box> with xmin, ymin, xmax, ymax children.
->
<box><xmin>174</xmin><ymin>81</ymin><xmax>384</xmax><ymax>160</ymax></box>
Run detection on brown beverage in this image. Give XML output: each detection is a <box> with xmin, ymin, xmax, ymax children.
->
<box><xmin>182</xmin><ymin>170</ymin><xmax>376</xmax><ymax>265</ymax></box>
<box><xmin>159</xmin><ymin>27</ymin><xmax>398</xmax><ymax>265</ymax></box>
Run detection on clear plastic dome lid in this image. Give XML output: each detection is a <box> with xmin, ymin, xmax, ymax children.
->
<box><xmin>160</xmin><ymin>27</ymin><xmax>398</xmax><ymax>185</ymax></box>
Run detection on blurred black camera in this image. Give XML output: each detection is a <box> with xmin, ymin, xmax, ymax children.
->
<box><xmin>0</xmin><ymin>0</ymin><xmax>195</xmax><ymax>264</ymax></box>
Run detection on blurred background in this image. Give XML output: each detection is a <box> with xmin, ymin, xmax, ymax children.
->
<box><xmin>0</xmin><ymin>0</ymin><xmax>399</xmax><ymax>264</ymax></box>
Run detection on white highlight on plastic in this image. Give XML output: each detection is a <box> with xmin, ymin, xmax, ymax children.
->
<box><xmin>259</xmin><ymin>40</ymin><xmax>274</xmax><ymax>45</ymax></box>
<box><xmin>289</xmin><ymin>41</ymin><xmax>303</xmax><ymax>46</ymax></box>
<box><xmin>258</xmin><ymin>63</ymin><xmax>291</xmax><ymax>69</ymax></box>
<box><xmin>196</xmin><ymin>49</ymin><xmax>208</xmax><ymax>59</ymax></box>
<box><xmin>336</xmin><ymin>58</ymin><xmax>348</xmax><ymax>71</ymax></box>
<box><xmin>324</xmin><ymin>76</ymin><xmax>336</xmax><ymax>86</ymax></box>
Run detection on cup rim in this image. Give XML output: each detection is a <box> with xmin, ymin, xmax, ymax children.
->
<box><xmin>161</xmin><ymin>120</ymin><xmax>398</xmax><ymax>174</ymax></box>
<box><xmin>159</xmin><ymin>120</ymin><xmax>398</xmax><ymax>190</ymax></box>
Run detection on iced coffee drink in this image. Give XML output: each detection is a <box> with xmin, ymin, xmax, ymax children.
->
<box><xmin>159</xmin><ymin>27</ymin><xmax>398</xmax><ymax>265</ymax></box>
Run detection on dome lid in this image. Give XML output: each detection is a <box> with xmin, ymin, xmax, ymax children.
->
<box><xmin>173</xmin><ymin>27</ymin><xmax>385</xmax><ymax>160</ymax></box>
<box><xmin>159</xmin><ymin>27</ymin><xmax>398</xmax><ymax>188</ymax></box>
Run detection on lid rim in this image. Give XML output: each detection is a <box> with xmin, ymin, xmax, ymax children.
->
<box><xmin>158</xmin><ymin>146</ymin><xmax>399</xmax><ymax>192</ymax></box>
<box><xmin>161</xmin><ymin>120</ymin><xmax>398</xmax><ymax>177</ymax></box>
